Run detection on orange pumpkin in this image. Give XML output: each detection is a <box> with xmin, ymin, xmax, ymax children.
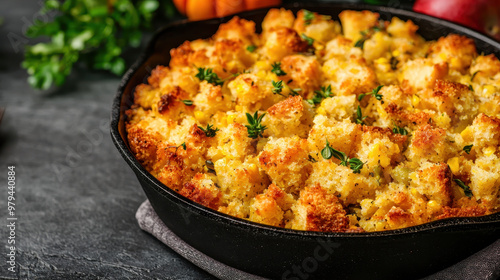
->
<box><xmin>173</xmin><ymin>0</ymin><xmax>282</xmax><ymax>21</ymax></box>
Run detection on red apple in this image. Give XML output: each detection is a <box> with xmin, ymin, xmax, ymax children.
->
<box><xmin>413</xmin><ymin>0</ymin><xmax>500</xmax><ymax>40</ymax></box>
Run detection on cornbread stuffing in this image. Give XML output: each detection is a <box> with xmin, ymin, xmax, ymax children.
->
<box><xmin>126</xmin><ymin>9</ymin><xmax>500</xmax><ymax>232</ymax></box>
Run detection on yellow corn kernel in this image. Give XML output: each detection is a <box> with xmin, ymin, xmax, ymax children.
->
<box><xmin>349</xmin><ymin>68</ymin><xmax>360</xmax><ymax>74</ymax></box>
<box><xmin>316</xmin><ymin>106</ymin><xmax>326</xmax><ymax>115</ymax></box>
<box><xmin>375</xmin><ymin>57</ymin><xmax>389</xmax><ymax>64</ymax></box>
<box><xmin>435</xmin><ymin>113</ymin><xmax>451</xmax><ymax>128</ymax></box>
<box><xmin>256</xmin><ymin>70</ymin><xmax>267</xmax><ymax>79</ymax></box>
<box><xmin>460</xmin><ymin>126</ymin><xmax>473</xmax><ymax>140</ymax></box>
<box><xmin>484</xmin><ymin>146</ymin><xmax>496</xmax><ymax>156</ymax></box>
<box><xmin>247</xmin><ymin>163</ymin><xmax>259</xmax><ymax>174</ymax></box>
<box><xmin>194</xmin><ymin>111</ymin><xmax>206</xmax><ymax>122</ymax></box>
<box><xmin>439</xmin><ymin>52</ymin><xmax>447</xmax><ymax>61</ymax></box>
<box><xmin>412</xmin><ymin>95</ymin><xmax>420</xmax><ymax>107</ymax></box>
<box><xmin>450</xmin><ymin>57</ymin><xmax>460</xmax><ymax>68</ymax></box>
<box><xmin>447</xmin><ymin>157</ymin><xmax>460</xmax><ymax>174</ymax></box>
<box><xmin>482</xmin><ymin>85</ymin><xmax>496</xmax><ymax>96</ymax></box>
<box><xmin>255</xmin><ymin>61</ymin><xmax>269</xmax><ymax>70</ymax></box>
<box><xmin>410</xmin><ymin>188</ymin><xmax>419</xmax><ymax>197</ymax></box>
<box><xmin>427</xmin><ymin>200</ymin><xmax>440</xmax><ymax>213</ymax></box>
<box><xmin>368</xmin><ymin>143</ymin><xmax>391</xmax><ymax>167</ymax></box>
<box><xmin>392</xmin><ymin>50</ymin><xmax>400</xmax><ymax>57</ymax></box>
<box><xmin>226</xmin><ymin>114</ymin><xmax>236</xmax><ymax>124</ymax></box>
<box><xmin>360</xmin><ymin>199</ymin><xmax>377</xmax><ymax>217</ymax></box>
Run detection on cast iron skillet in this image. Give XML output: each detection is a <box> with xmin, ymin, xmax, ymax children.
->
<box><xmin>111</xmin><ymin>2</ymin><xmax>500</xmax><ymax>279</ymax></box>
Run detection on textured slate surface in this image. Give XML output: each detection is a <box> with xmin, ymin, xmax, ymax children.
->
<box><xmin>0</xmin><ymin>1</ymin><xmax>215</xmax><ymax>279</ymax></box>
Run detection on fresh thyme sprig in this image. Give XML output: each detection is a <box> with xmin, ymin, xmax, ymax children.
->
<box><xmin>245</xmin><ymin>112</ymin><xmax>267</xmax><ymax>139</ymax></box>
<box><xmin>198</xmin><ymin>124</ymin><xmax>219</xmax><ymax>137</ymax></box>
<box><xmin>453</xmin><ymin>178</ymin><xmax>473</xmax><ymax>197</ymax></box>
<box><xmin>321</xmin><ymin>139</ymin><xmax>364</xmax><ymax>173</ymax></box>
<box><xmin>301</xmin><ymin>33</ymin><xmax>314</xmax><ymax>46</ymax></box>
<box><xmin>288</xmin><ymin>86</ymin><xmax>301</xmax><ymax>96</ymax></box>
<box><xmin>463</xmin><ymin>144</ymin><xmax>473</xmax><ymax>154</ymax></box>
<box><xmin>181</xmin><ymin>100</ymin><xmax>193</xmax><ymax>106</ymax></box>
<box><xmin>307</xmin><ymin>85</ymin><xmax>333</xmax><ymax>105</ymax></box>
<box><xmin>392</xmin><ymin>122</ymin><xmax>408</xmax><ymax>136</ymax></box>
<box><xmin>303</xmin><ymin>9</ymin><xmax>315</xmax><ymax>25</ymax></box>
<box><xmin>195</xmin><ymin>67</ymin><xmax>224</xmax><ymax>86</ymax></box>
<box><xmin>358</xmin><ymin>85</ymin><xmax>384</xmax><ymax>101</ymax></box>
<box><xmin>356</xmin><ymin>106</ymin><xmax>367</xmax><ymax>125</ymax></box>
<box><xmin>272</xmin><ymin>80</ymin><xmax>284</xmax><ymax>96</ymax></box>
<box><xmin>246</xmin><ymin>45</ymin><xmax>257</xmax><ymax>52</ymax></box>
<box><xmin>354</xmin><ymin>21</ymin><xmax>386</xmax><ymax>50</ymax></box>
<box><xmin>271</xmin><ymin>62</ymin><xmax>287</xmax><ymax>76</ymax></box>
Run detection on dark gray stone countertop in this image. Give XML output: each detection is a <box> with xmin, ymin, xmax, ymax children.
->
<box><xmin>0</xmin><ymin>1</ymin><xmax>215</xmax><ymax>279</ymax></box>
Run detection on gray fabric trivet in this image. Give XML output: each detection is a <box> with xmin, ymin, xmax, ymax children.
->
<box><xmin>136</xmin><ymin>200</ymin><xmax>500</xmax><ymax>280</ymax></box>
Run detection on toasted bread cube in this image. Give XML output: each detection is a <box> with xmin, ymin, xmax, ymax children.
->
<box><xmin>339</xmin><ymin>10</ymin><xmax>379</xmax><ymax>43</ymax></box>
<box><xmin>428</xmin><ymin>34</ymin><xmax>477</xmax><ymax>74</ymax></box>
<box><xmin>179</xmin><ymin>173</ymin><xmax>222</xmax><ymax>210</ymax></box>
<box><xmin>291</xmin><ymin>185</ymin><xmax>349</xmax><ymax>232</ymax></box>
<box><xmin>258</xmin><ymin>136</ymin><xmax>311</xmax><ymax>194</ymax></box>
<box><xmin>266</xmin><ymin>95</ymin><xmax>313</xmax><ymax>138</ymax></box>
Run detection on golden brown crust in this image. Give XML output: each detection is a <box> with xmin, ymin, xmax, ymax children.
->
<box><xmin>126</xmin><ymin>9</ymin><xmax>500</xmax><ymax>232</ymax></box>
<box><xmin>297</xmin><ymin>185</ymin><xmax>349</xmax><ymax>232</ymax></box>
<box><xmin>179</xmin><ymin>173</ymin><xmax>221</xmax><ymax>210</ymax></box>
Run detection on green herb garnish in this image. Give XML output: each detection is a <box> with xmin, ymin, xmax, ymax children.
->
<box><xmin>453</xmin><ymin>178</ymin><xmax>473</xmax><ymax>197</ymax></box>
<box><xmin>356</xmin><ymin>106</ymin><xmax>367</xmax><ymax>125</ymax></box>
<box><xmin>288</xmin><ymin>86</ymin><xmax>302</xmax><ymax>96</ymax></box>
<box><xmin>195</xmin><ymin>67</ymin><xmax>224</xmax><ymax>86</ymax></box>
<box><xmin>246</xmin><ymin>45</ymin><xmax>257</xmax><ymax>52</ymax></box>
<box><xmin>22</xmin><ymin>0</ymin><xmax>169</xmax><ymax>90</ymax></box>
<box><xmin>307</xmin><ymin>85</ymin><xmax>333</xmax><ymax>105</ymax></box>
<box><xmin>358</xmin><ymin>85</ymin><xmax>384</xmax><ymax>101</ymax></box>
<box><xmin>301</xmin><ymin>33</ymin><xmax>314</xmax><ymax>46</ymax></box>
<box><xmin>354</xmin><ymin>21</ymin><xmax>386</xmax><ymax>50</ymax></box>
<box><xmin>471</xmin><ymin>71</ymin><xmax>480</xmax><ymax>82</ymax></box>
<box><xmin>392</xmin><ymin>122</ymin><xmax>408</xmax><ymax>135</ymax></box>
<box><xmin>181</xmin><ymin>100</ymin><xmax>193</xmax><ymax>106</ymax></box>
<box><xmin>245</xmin><ymin>112</ymin><xmax>267</xmax><ymax>139</ymax></box>
<box><xmin>303</xmin><ymin>9</ymin><xmax>315</xmax><ymax>25</ymax></box>
<box><xmin>463</xmin><ymin>144</ymin><xmax>473</xmax><ymax>154</ymax></box>
<box><xmin>181</xmin><ymin>142</ymin><xmax>187</xmax><ymax>150</ymax></box>
<box><xmin>206</xmin><ymin>160</ymin><xmax>216</xmax><ymax>174</ymax></box>
<box><xmin>198</xmin><ymin>124</ymin><xmax>219</xmax><ymax>137</ymax></box>
<box><xmin>272</xmin><ymin>80</ymin><xmax>284</xmax><ymax>96</ymax></box>
<box><xmin>271</xmin><ymin>62</ymin><xmax>287</xmax><ymax>76</ymax></box>
<box><xmin>321</xmin><ymin>139</ymin><xmax>364</xmax><ymax>173</ymax></box>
